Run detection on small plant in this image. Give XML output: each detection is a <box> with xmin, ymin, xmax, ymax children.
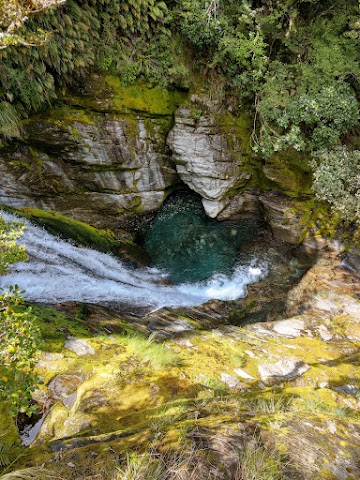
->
<box><xmin>235</xmin><ymin>435</ymin><xmax>287</xmax><ymax>480</ymax></box>
<box><xmin>115</xmin><ymin>451</ymin><xmax>164</xmax><ymax>480</ymax></box>
<box><xmin>115</xmin><ymin>449</ymin><xmax>208</xmax><ymax>480</ymax></box>
<box><xmin>0</xmin><ymin>467</ymin><xmax>50</xmax><ymax>479</ymax></box>
<box><xmin>123</xmin><ymin>332</ymin><xmax>182</xmax><ymax>370</ymax></box>
<box><xmin>116</xmin><ymin>356</ymin><xmax>148</xmax><ymax>387</ymax></box>
<box><xmin>192</xmin><ymin>109</ymin><xmax>203</xmax><ymax>121</ymax></box>
<box><xmin>0</xmin><ymin>438</ymin><xmax>22</xmax><ymax>473</ymax></box>
<box><xmin>246</xmin><ymin>393</ymin><xmax>293</xmax><ymax>415</ymax></box>
<box><xmin>197</xmin><ymin>375</ymin><xmax>229</xmax><ymax>397</ymax></box>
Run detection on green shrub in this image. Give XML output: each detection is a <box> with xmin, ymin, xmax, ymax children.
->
<box><xmin>0</xmin><ymin>215</ymin><xmax>27</xmax><ymax>276</ymax></box>
<box><xmin>311</xmin><ymin>147</ymin><xmax>360</xmax><ymax>222</ymax></box>
<box><xmin>0</xmin><ymin>287</ymin><xmax>42</xmax><ymax>417</ymax></box>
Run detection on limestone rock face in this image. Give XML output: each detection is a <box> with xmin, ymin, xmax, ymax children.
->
<box><xmin>167</xmin><ymin>95</ymin><xmax>253</xmax><ymax>217</ymax></box>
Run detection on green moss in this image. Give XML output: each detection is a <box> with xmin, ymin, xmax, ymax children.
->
<box><xmin>31</xmin><ymin>305</ymin><xmax>90</xmax><ymax>353</ymax></box>
<box><xmin>262</xmin><ymin>149</ymin><xmax>313</xmax><ymax>196</ymax></box>
<box><xmin>64</xmin><ymin>74</ymin><xmax>188</xmax><ymax>116</ymax></box>
<box><xmin>46</xmin><ymin>107</ymin><xmax>96</xmax><ymax>127</ymax></box>
<box><xmin>24</xmin><ymin>107</ymin><xmax>97</xmax><ymax>133</ymax></box>
<box><xmin>290</xmin><ymin>198</ymin><xmax>342</xmax><ymax>243</ymax></box>
<box><xmin>0</xmin><ymin>403</ymin><xmax>19</xmax><ymax>444</ymax></box>
<box><xmin>4</xmin><ymin>207</ymin><xmax>149</xmax><ymax>265</ymax></box>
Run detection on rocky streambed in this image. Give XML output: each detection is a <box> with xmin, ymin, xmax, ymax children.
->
<box><xmin>0</xmin><ymin>246</ymin><xmax>357</xmax><ymax>480</ymax></box>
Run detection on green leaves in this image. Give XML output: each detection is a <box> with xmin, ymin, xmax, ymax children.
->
<box><xmin>256</xmin><ymin>82</ymin><xmax>359</xmax><ymax>157</ymax></box>
<box><xmin>0</xmin><ymin>216</ymin><xmax>27</xmax><ymax>276</ymax></box>
<box><xmin>0</xmin><ymin>287</ymin><xmax>42</xmax><ymax>417</ymax></box>
<box><xmin>311</xmin><ymin>147</ymin><xmax>360</xmax><ymax>222</ymax></box>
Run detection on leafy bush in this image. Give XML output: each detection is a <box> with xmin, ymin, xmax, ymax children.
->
<box><xmin>0</xmin><ymin>216</ymin><xmax>27</xmax><ymax>276</ymax></box>
<box><xmin>256</xmin><ymin>83</ymin><xmax>359</xmax><ymax>157</ymax></box>
<box><xmin>0</xmin><ymin>287</ymin><xmax>42</xmax><ymax>417</ymax></box>
<box><xmin>311</xmin><ymin>147</ymin><xmax>360</xmax><ymax>222</ymax></box>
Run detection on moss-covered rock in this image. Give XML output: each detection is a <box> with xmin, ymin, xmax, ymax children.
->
<box><xmin>7</xmin><ymin>248</ymin><xmax>359</xmax><ymax>480</ymax></box>
<box><xmin>262</xmin><ymin>149</ymin><xmax>313</xmax><ymax>196</ymax></box>
<box><xmin>4</xmin><ymin>207</ymin><xmax>149</xmax><ymax>266</ymax></box>
<box><xmin>64</xmin><ymin>74</ymin><xmax>188</xmax><ymax>116</ymax></box>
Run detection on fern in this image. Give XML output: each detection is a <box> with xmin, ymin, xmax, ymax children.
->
<box><xmin>0</xmin><ymin>102</ymin><xmax>21</xmax><ymax>139</ymax></box>
<box><xmin>0</xmin><ymin>467</ymin><xmax>49</xmax><ymax>480</ymax></box>
<box><xmin>0</xmin><ymin>442</ymin><xmax>19</xmax><ymax>469</ymax></box>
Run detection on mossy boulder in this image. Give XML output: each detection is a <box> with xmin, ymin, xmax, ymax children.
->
<box><xmin>5</xmin><ymin>207</ymin><xmax>149</xmax><ymax>266</ymax></box>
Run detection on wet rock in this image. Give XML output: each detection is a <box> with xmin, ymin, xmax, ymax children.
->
<box><xmin>333</xmin><ymin>384</ymin><xmax>359</xmax><ymax>396</ymax></box>
<box><xmin>65</xmin><ymin>337</ymin><xmax>95</xmax><ymax>356</ymax></box>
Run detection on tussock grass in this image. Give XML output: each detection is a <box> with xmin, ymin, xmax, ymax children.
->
<box><xmin>245</xmin><ymin>393</ymin><xmax>293</xmax><ymax>415</ymax></box>
<box><xmin>235</xmin><ymin>435</ymin><xmax>288</xmax><ymax>480</ymax></box>
<box><xmin>122</xmin><ymin>333</ymin><xmax>182</xmax><ymax>369</ymax></box>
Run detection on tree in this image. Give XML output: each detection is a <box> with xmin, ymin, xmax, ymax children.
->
<box><xmin>0</xmin><ymin>0</ymin><xmax>66</xmax><ymax>49</ymax></box>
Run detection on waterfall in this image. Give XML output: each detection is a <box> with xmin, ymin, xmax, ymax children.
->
<box><xmin>0</xmin><ymin>213</ymin><xmax>268</xmax><ymax>311</ymax></box>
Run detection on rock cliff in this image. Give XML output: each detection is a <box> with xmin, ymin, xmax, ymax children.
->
<box><xmin>0</xmin><ymin>75</ymin><xmax>317</xmax><ymax>246</ymax></box>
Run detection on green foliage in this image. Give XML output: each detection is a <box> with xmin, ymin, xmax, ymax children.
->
<box><xmin>0</xmin><ymin>103</ymin><xmax>21</xmax><ymax>139</ymax></box>
<box><xmin>0</xmin><ymin>287</ymin><xmax>42</xmax><ymax>417</ymax></box>
<box><xmin>0</xmin><ymin>439</ymin><xmax>20</xmax><ymax>470</ymax></box>
<box><xmin>311</xmin><ymin>147</ymin><xmax>360</xmax><ymax>222</ymax></box>
<box><xmin>0</xmin><ymin>215</ymin><xmax>27</xmax><ymax>276</ymax></box>
<box><xmin>176</xmin><ymin>0</ymin><xmax>226</xmax><ymax>51</ymax></box>
<box><xmin>0</xmin><ymin>0</ymin><xmax>175</xmax><ymax>139</ymax></box>
<box><xmin>256</xmin><ymin>83</ymin><xmax>359</xmax><ymax>156</ymax></box>
<box><xmin>0</xmin><ymin>467</ymin><xmax>49</xmax><ymax>480</ymax></box>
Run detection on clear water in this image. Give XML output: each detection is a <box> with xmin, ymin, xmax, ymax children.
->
<box><xmin>145</xmin><ymin>193</ymin><xmax>261</xmax><ymax>284</ymax></box>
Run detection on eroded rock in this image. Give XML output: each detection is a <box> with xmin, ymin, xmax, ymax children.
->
<box><xmin>167</xmin><ymin>95</ymin><xmax>253</xmax><ymax>217</ymax></box>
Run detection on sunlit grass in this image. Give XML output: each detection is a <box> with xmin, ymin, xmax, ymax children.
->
<box><xmin>121</xmin><ymin>332</ymin><xmax>182</xmax><ymax>369</ymax></box>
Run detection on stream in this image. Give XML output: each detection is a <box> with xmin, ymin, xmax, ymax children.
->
<box><xmin>0</xmin><ymin>211</ymin><xmax>268</xmax><ymax>310</ymax></box>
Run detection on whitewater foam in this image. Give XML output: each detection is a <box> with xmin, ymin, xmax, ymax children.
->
<box><xmin>0</xmin><ymin>213</ymin><xmax>268</xmax><ymax>310</ymax></box>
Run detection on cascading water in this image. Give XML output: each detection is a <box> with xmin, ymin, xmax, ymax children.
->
<box><xmin>0</xmin><ymin>209</ymin><xmax>268</xmax><ymax>311</ymax></box>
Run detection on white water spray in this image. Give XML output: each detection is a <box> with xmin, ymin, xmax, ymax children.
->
<box><xmin>0</xmin><ymin>213</ymin><xmax>268</xmax><ymax>310</ymax></box>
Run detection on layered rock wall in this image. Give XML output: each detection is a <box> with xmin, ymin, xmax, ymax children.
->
<box><xmin>0</xmin><ymin>75</ymin><xmax>317</xmax><ymax>245</ymax></box>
